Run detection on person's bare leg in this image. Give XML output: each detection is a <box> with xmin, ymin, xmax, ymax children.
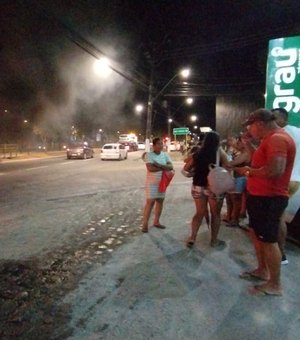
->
<box><xmin>189</xmin><ymin>197</ymin><xmax>207</xmax><ymax>241</ymax></box>
<box><xmin>232</xmin><ymin>193</ymin><xmax>242</xmax><ymax>224</ymax></box>
<box><xmin>255</xmin><ymin>242</ymin><xmax>282</xmax><ymax>294</ymax></box>
<box><xmin>278</xmin><ymin>213</ymin><xmax>287</xmax><ymax>258</ymax></box>
<box><xmin>240</xmin><ymin>191</ymin><xmax>247</xmax><ymax>218</ymax></box>
<box><xmin>142</xmin><ymin>199</ymin><xmax>155</xmax><ymax>230</ymax></box>
<box><xmin>209</xmin><ymin>197</ymin><xmax>223</xmax><ymax>244</ymax></box>
<box><xmin>245</xmin><ymin>231</ymin><xmax>269</xmax><ymax>280</ymax></box>
<box><xmin>153</xmin><ymin>199</ymin><xmax>164</xmax><ymax>226</ymax></box>
<box><xmin>224</xmin><ymin>194</ymin><xmax>232</xmax><ymax>222</ymax></box>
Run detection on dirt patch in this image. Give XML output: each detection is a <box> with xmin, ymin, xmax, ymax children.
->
<box><xmin>0</xmin><ymin>210</ymin><xmax>141</xmax><ymax>339</ymax></box>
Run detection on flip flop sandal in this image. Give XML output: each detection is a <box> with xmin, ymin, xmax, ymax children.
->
<box><xmin>239</xmin><ymin>271</ymin><xmax>267</xmax><ymax>281</ymax></box>
<box><xmin>153</xmin><ymin>224</ymin><xmax>166</xmax><ymax>229</ymax></box>
<box><xmin>251</xmin><ymin>285</ymin><xmax>282</xmax><ymax>296</ymax></box>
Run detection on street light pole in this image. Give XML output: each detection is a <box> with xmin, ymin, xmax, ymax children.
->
<box><xmin>145</xmin><ymin>71</ymin><xmax>154</xmax><ymax>152</ymax></box>
<box><xmin>145</xmin><ymin>68</ymin><xmax>190</xmax><ymax>152</ymax></box>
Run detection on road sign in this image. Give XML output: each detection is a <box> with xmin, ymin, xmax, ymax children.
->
<box><xmin>173</xmin><ymin>127</ymin><xmax>189</xmax><ymax>135</ymax></box>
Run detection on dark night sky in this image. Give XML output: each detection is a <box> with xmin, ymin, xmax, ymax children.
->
<box><xmin>1</xmin><ymin>0</ymin><xmax>300</xmax><ymax>140</ymax></box>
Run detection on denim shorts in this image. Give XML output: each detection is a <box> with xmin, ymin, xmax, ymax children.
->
<box><xmin>234</xmin><ymin>176</ymin><xmax>247</xmax><ymax>193</ymax></box>
<box><xmin>247</xmin><ymin>194</ymin><xmax>288</xmax><ymax>243</ymax></box>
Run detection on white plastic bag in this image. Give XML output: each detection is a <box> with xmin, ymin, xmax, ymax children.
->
<box><xmin>207</xmin><ymin>164</ymin><xmax>235</xmax><ymax>196</ymax></box>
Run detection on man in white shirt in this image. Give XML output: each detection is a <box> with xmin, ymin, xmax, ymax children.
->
<box><xmin>272</xmin><ymin>108</ymin><xmax>300</xmax><ymax>264</ymax></box>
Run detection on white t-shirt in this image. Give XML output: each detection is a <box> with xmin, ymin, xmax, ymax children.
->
<box><xmin>284</xmin><ymin>125</ymin><xmax>300</xmax><ymax>181</ymax></box>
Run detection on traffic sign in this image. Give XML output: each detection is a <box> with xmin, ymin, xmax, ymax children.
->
<box><xmin>173</xmin><ymin>127</ymin><xmax>189</xmax><ymax>135</ymax></box>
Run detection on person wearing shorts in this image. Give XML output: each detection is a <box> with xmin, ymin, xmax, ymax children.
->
<box><xmin>235</xmin><ymin>109</ymin><xmax>295</xmax><ymax>296</ymax></box>
<box><xmin>184</xmin><ymin>131</ymin><xmax>229</xmax><ymax>248</ymax></box>
<box><xmin>224</xmin><ymin>136</ymin><xmax>251</xmax><ymax>227</ymax></box>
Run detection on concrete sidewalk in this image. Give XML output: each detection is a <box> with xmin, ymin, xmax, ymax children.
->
<box><xmin>62</xmin><ymin>178</ymin><xmax>300</xmax><ymax>340</ymax></box>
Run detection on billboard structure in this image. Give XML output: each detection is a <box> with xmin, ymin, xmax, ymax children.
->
<box><xmin>265</xmin><ymin>36</ymin><xmax>300</xmax><ymax>127</ymax></box>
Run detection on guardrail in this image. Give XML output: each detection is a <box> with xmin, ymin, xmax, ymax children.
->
<box><xmin>0</xmin><ymin>144</ymin><xmax>18</xmax><ymax>159</ymax></box>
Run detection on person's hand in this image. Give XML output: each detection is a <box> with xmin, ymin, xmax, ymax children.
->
<box><xmin>153</xmin><ymin>161</ymin><xmax>162</xmax><ymax>168</ymax></box>
<box><xmin>234</xmin><ymin>166</ymin><xmax>250</xmax><ymax>176</ymax></box>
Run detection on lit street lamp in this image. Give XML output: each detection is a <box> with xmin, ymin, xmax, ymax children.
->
<box><xmin>93</xmin><ymin>58</ymin><xmax>112</xmax><ymax>78</ymax></box>
<box><xmin>167</xmin><ymin>118</ymin><xmax>173</xmax><ymax>144</ymax></box>
<box><xmin>135</xmin><ymin>104</ymin><xmax>144</xmax><ymax>114</ymax></box>
<box><xmin>190</xmin><ymin>114</ymin><xmax>198</xmax><ymax>122</ymax></box>
<box><xmin>186</xmin><ymin>97</ymin><xmax>194</xmax><ymax>105</ymax></box>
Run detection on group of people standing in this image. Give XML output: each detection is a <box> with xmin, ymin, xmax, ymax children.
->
<box><xmin>141</xmin><ymin>108</ymin><xmax>299</xmax><ymax>296</ymax></box>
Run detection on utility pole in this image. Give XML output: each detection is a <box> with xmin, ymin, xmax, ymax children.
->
<box><xmin>145</xmin><ymin>68</ymin><xmax>154</xmax><ymax>152</ymax></box>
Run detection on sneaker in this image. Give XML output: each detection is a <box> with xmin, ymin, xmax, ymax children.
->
<box><xmin>281</xmin><ymin>254</ymin><xmax>289</xmax><ymax>265</ymax></box>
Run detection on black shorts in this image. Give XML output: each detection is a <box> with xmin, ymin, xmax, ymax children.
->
<box><xmin>247</xmin><ymin>194</ymin><xmax>288</xmax><ymax>243</ymax></box>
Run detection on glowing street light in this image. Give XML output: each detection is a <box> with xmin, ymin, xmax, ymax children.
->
<box><xmin>186</xmin><ymin>97</ymin><xmax>194</xmax><ymax>105</ymax></box>
<box><xmin>190</xmin><ymin>114</ymin><xmax>197</xmax><ymax>122</ymax></box>
<box><xmin>93</xmin><ymin>57</ymin><xmax>112</xmax><ymax>78</ymax></box>
<box><xmin>135</xmin><ymin>104</ymin><xmax>144</xmax><ymax>114</ymax></box>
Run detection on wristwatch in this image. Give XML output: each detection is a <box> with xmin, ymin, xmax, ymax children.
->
<box><xmin>245</xmin><ymin>170</ymin><xmax>250</xmax><ymax>177</ymax></box>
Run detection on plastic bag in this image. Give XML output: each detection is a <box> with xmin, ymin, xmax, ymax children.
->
<box><xmin>207</xmin><ymin>164</ymin><xmax>235</xmax><ymax>196</ymax></box>
<box><xmin>159</xmin><ymin>170</ymin><xmax>175</xmax><ymax>193</ymax></box>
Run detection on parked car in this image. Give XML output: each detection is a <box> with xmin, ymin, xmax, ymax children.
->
<box><xmin>169</xmin><ymin>141</ymin><xmax>180</xmax><ymax>152</ymax></box>
<box><xmin>119</xmin><ymin>141</ymin><xmax>138</xmax><ymax>151</ymax></box>
<box><xmin>66</xmin><ymin>142</ymin><xmax>94</xmax><ymax>159</ymax></box>
<box><xmin>137</xmin><ymin>142</ymin><xmax>146</xmax><ymax>150</ymax></box>
<box><xmin>101</xmin><ymin>143</ymin><xmax>128</xmax><ymax>160</ymax></box>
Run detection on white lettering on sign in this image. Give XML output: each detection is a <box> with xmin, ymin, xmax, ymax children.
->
<box><xmin>271</xmin><ymin>47</ymin><xmax>300</xmax><ymax>112</ymax></box>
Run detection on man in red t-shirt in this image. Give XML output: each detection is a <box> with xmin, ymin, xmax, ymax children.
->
<box><xmin>235</xmin><ymin>108</ymin><xmax>295</xmax><ymax>296</ymax></box>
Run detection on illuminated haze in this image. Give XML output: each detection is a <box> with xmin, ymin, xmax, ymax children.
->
<box><xmin>0</xmin><ymin>2</ymin><xmax>141</xmax><ymax>144</ymax></box>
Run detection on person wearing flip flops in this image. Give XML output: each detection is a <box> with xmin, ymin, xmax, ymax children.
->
<box><xmin>141</xmin><ymin>137</ymin><xmax>174</xmax><ymax>233</ymax></box>
<box><xmin>184</xmin><ymin>131</ymin><xmax>229</xmax><ymax>248</ymax></box>
<box><xmin>235</xmin><ymin>109</ymin><xmax>295</xmax><ymax>296</ymax></box>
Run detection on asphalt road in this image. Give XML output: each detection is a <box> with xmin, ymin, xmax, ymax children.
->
<box><xmin>0</xmin><ymin>151</ymin><xmax>150</xmax><ymax>259</ymax></box>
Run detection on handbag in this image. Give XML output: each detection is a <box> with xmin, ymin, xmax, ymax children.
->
<box><xmin>207</xmin><ymin>150</ymin><xmax>235</xmax><ymax>196</ymax></box>
<box><xmin>159</xmin><ymin>170</ymin><xmax>175</xmax><ymax>192</ymax></box>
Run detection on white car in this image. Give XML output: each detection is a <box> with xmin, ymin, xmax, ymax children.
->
<box><xmin>101</xmin><ymin>143</ymin><xmax>128</xmax><ymax>160</ymax></box>
<box><xmin>137</xmin><ymin>142</ymin><xmax>146</xmax><ymax>150</ymax></box>
<box><xmin>169</xmin><ymin>141</ymin><xmax>180</xmax><ymax>151</ymax></box>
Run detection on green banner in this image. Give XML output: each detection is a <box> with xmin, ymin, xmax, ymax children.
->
<box><xmin>265</xmin><ymin>36</ymin><xmax>300</xmax><ymax>127</ymax></box>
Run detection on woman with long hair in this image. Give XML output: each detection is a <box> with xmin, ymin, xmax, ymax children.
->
<box><xmin>184</xmin><ymin>131</ymin><xmax>228</xmax><ymax>248</ymax></box>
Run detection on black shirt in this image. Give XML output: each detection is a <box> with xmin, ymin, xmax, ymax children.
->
<box><xmin>192</xmin><ymin>149</ymin><xmax>217</xmax><ymax>186</ymax></box>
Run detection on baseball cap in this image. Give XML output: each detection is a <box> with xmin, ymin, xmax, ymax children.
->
<box><xmin>242</xmin><ymin>108</ymin><xmax>276</xmax><ymax>126</ymax></box>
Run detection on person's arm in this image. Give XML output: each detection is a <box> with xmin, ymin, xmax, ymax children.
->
<box><xmin>219</xmin><ymin>147</ymin><xmax>230</xmax><ymax>167</ymax></box>
<box><xmin>234</xmin><ymin>156</ymin><xmax>287</xmax><ymax>178</ymax></box>
<box><xmin>227</xmin><ymin>151</ymin><xmax>250</xmax><ymax>168</ymax></box>
<box><xmin>153</xmin><ymin>160</ymin><xmax>173</xmax><ymax>171</ymax></box>
<box><xmin>183</xmin><ymin>157</ymin><xmax>194</xmax><ymax>172</ymax></box>
<box><xmin>146</xmin><ymin>163</ymin><xmax>163</xmax><ymax>172</ymax></box>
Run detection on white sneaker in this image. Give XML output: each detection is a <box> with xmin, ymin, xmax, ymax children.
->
<box><xmin>281</xmin><ymin>254</ymin><xmax>289</xmax><ymax>265</ymax></box>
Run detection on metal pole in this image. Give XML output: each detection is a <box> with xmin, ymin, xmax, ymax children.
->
<box><xmin>145</xmin><ymin>71</ymin><xmax>153</xmax><ymax>152</ymax></box>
